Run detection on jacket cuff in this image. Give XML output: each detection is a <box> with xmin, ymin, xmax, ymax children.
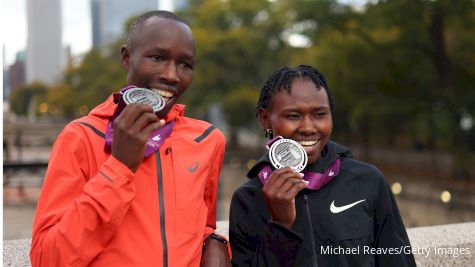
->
<box><xmin>99</xmin><ymin>155</ymin><xmax>135</xmax><ymax>183</ymax></box>
<box><xmin>264</xmin><ymin>221</ymin><xmax>303</xmax><ymax>266</ymax></box>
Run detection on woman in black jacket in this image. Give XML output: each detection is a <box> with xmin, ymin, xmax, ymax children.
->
<box><xmin>229</xmin><ymin>65</ymin><xmax>416</xmax><ymax>267</ymax></box>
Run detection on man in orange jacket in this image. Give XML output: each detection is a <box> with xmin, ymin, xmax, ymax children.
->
<box><xmin>31</xmin><ymin>10</ymin><xmax>231</xmax><ymax>267</ymax></box>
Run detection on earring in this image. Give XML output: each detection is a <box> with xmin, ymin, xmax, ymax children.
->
<box><xmin>264</xmin><ymin>128</ymin><xmax>272</xmax><ymax>138</ymax></box>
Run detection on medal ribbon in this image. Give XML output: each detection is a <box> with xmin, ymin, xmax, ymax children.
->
<box><xmin>104</xmin><ymin>86</ymin><xmax>175</xmax><ymax>157</ymax></box>
<box><xmin>259</xmin><ymin>135</ymin><xmax>340</xmax><ymax>190</ymax></box>
<box><xmin>265</xmin><ymin>136</ymin><xmax>284</xmax><ymax>149</ymax></box>
<box><xmin>257</xmin><ymin>159</ymin><xmax>340</xmax><ymax>190</ymax></box>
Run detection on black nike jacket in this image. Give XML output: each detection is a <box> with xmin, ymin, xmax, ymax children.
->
<box><xmin>229</xmin><ymin>141</ymin><xmax>417</xmax><ymax>267</ymax></box>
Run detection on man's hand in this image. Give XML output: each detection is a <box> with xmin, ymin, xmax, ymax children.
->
<box><xmin>263</xmin><ymin>168</ymin><xmax>307</xmax><ymax>229</ymax></box>
<box><xmin>111</xmin><ymin>104</ymin><xmax>164</xmax><ymax>172</ymax></box>
<box><xmin>200</xmin><ymin>237</ymin><xmax>231</xmax><ymax>267</ymax></box>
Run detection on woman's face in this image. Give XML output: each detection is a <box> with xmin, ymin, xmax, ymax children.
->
<box><xmin>260</xmin><ymin>78</ymin><xmax>333</xmax><ymax>164</ymax></box>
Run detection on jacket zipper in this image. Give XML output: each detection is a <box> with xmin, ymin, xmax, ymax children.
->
<box><xmin>304</xmin><ymin>194</ymin><xmax>318</xmax><ymax>267</ymax></box>
<box><xmin>156</xmin><ymin>151</ymin><xmax>168</xmax><ymax>267</ymax></box>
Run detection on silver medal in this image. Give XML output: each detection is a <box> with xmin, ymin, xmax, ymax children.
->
<box><xmin>122</xmin><ymin>87</ymin><xmax>165</xmax><ymax>112</ymax></box>
<box><xmin>268</xmin><ymin>138</ymin><xmax>307</xmax><ymax>173</ymax></box>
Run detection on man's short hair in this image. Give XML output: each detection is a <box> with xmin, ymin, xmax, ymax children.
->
<box><xmin>126</xmin><ymin>10</ymin><xmax>190</xmax><ymax>49</ymax></box>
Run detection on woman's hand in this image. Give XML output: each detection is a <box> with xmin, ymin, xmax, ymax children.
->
<box><xmin>263</xmin><ymin>167</ymin><xmax>307</xmax><ymax>229</ymax></box>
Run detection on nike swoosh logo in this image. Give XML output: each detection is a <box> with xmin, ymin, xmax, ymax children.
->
<box><xmin>330</xmin><ymin>199</ymin><xmax>366</xmax><ymax>213</ymax></box>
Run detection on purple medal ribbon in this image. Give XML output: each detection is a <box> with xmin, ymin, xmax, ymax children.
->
<box><xmin>258</xmin><ymin>158</ymin><xmax>340</xmax><ymax>191</ymax></box>
<box><xmin>104</xmin><ymin>86</ymin><xmax>175</xmax><ymax>157</ymax></box>
<box><xmin>302</xmin><ymin>159</ymin><xmax>340</xmax><ymax>190</ymax></box>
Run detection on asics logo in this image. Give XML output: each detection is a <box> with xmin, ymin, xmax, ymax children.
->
<box><xmin>330</xmin><ymin>199</ymin><xmax>366</xmax><ymax>213</ymax></box>
<box><xmin>188</xmin><ymin>162</ymin><xmax>199</xmax><ymax>173</ymax></box>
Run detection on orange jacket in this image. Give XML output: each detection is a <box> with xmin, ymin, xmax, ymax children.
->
<box><xmin>31</xmin><ymin>94</ymin><xmax>226</xmax><ymax>266</ymax></box>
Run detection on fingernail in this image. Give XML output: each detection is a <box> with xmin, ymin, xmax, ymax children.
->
<box><xmin>299</xmin><ymin>173</ymin><xmax>304</xmax><ymax>177</ymax></box>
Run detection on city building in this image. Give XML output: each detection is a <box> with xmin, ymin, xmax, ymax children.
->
<box><xmin>91</xmin><ymin>0</ymin><xmax>189</xmax><ymax>50</ymax></box>
<box><xmin>8</xmin><ymin>52</ymin><xmax>26</xmax><ymax>95</ymax></box>
<box><xmin>91</xmin><ymin>0</ymin><xmax>159</xmax><ymax>49</ymax></box>
<box><xmin>26</xmin><ymin>0</ymin><xmax>66</xmax><ymax>85</ymax></box>
<box><xmin>3</xmin><ymin>45</ymin><xmax>8</xmax><ymax>100</ymax></box>
<box><xmin>160</xmin><ymin>0</ymin><xmax>188</xmax><ymax>11</ymax></box>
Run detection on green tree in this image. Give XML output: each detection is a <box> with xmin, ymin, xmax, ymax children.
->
<box><xmin>9</xmin><ymin>82</ymin><xmax>48</xmax><ymax>116</ymax></box>
<box><xmin>182</xmin><ymin>0</ymin><xmax>299</xmax><ymax>145</ymax></box>
<box><xmin>285</xmin><ymin>0</ymin><xmax>475</xmax><ymax>176</ymax></box>
<box><xmin>48</xmin><ymin>14</ymin><xmax>136</xmax><ymax>118</ymax></box>
<box><xmin>60</xmin><ymin>46</ymin><xmax>126</xmax><ymax>114</ymax></box>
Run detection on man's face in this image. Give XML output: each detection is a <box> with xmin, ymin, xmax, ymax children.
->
<box><xmin>260</xmin><ymin>78</ymin><xmax>333</xmax><ymax>164</ymax></box>
<box><xmin>121</xmin><ymin>18</ymin><xmax>196</xmax><ymax>116</ymax></box>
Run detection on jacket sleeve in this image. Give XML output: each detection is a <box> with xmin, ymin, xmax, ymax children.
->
<box><xmin>30</xmin><ymin>124</ymin><xmax>136</xmax><ymax>267</ymax></box>
<box><xmin>373</xmin><ymin>172</ymin><xmax>417</xmax><ymax>267</ymax></box>
<box><xmin>229</xmin><ymin>186</ymin><xmax>303</xmax><ymax>267</ymax></box>
<box><xmin>201</xmin><ymin>132</ymin><xmax>228</xmax><ymax>242</ymax></box>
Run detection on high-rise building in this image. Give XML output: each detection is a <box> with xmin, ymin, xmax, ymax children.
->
<box><xmin>8</xmin><ymin>52</ymin><xmax>26</xmax><ymax>93</ymax></box>
<box><xmin>91</xmin><ymin>0</ymin><xmax>159</xmax><ymax>49</ymax></box>
<box><xmin>172</xmin><ymin>0</ymin><xmax>188</xmax><ymax>11</ymax></box>
<box><xmin>26</xmin><ymin>0</ymin><xmax>65</xmax><ymax>85</ymax></box>
<box><xmin>3</xmin><ymin>45</ymin><xmax>8</xmax><ymax>100</ymax></box>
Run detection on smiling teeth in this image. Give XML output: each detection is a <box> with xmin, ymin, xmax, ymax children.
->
<box><xmin>152</xmin><ymin>89</ymin><xmax>174</xmax><ymax>98</ymax></box>
<box><xmin>298</xmin><ymin>140</ymin><xmax>318</xmax><ymax>146</ymax></box>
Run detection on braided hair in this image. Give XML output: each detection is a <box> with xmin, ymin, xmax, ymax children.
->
<box><xmin>256</xmin><ymin>65</ymin><xmax>334</xmax><ymax>119</ymax></box>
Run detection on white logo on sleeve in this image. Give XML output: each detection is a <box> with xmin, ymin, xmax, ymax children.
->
<box><xmin>152</xmin><ymin>134</ymin><xmax>161</xmax><ymax>142</ymax></box>
<box><xmin>330</xmin><ymin>199</ymin><xmax>366</xmax><ymax>213</ymax></box>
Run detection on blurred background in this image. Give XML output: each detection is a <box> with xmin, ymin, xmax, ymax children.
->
<box><xmin>3</xmin><ymin>0</ymin><xmax>475</xmax><ymax>241</ymax></box>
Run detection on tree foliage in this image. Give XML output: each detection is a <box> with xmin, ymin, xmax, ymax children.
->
<box><xmin>181</xmin><ymin>0</ymin><xmax>294</xmax><ymax>121</ymax></box>
<box><xmin>10</xmin><ymin>0</ymin><xmax>474</xmax><ymax>175</ymax></box>
<box><xmin>284</xmin><ymin>0</ymin><xmax>475</xmax><ymax>175</ymax></box>
<box><xmin>9</xmin><ymin>82</ymin><xmax>48</xmax><ymax>116</ymax></box>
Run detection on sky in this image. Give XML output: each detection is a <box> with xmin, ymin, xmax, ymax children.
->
<box><xmin>1</xmin><ymin>0</ymin><xmax>363</xmax><ymax>67</ymax></box>
<box><xmin>2</xmin><ymin>0</ymin><xmax>93</xmax><ymax>67</ymax></box>
<box><xmin>1</xmin><ymin>0</ymin><xmax>174</xmax><ymax>67</ymax></box>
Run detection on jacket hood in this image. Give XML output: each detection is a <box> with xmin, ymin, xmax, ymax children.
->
<box><xmin>247</xmin><ymin>141</ymin><xmax>353</xmax><ymax>179</ymax></box>
<box><xmin>88</xmin><ymin>93</ymin><xmax>186</xmax><ymax>123</ymax></box>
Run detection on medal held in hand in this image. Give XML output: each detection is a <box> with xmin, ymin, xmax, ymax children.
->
<box><xmin>105</xmin><ymin>86</ymin><xmax>171</xmax><ymax>157</ymax></box>
<box><xmin>122</xmin><ymin>87</ymin><xmax>165</xmax><ymax>113</ymax></box>
<box><xmin>267</xmin><ymin>136</ymin><xmax>308</xmax><ymax>173</ymax></box>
